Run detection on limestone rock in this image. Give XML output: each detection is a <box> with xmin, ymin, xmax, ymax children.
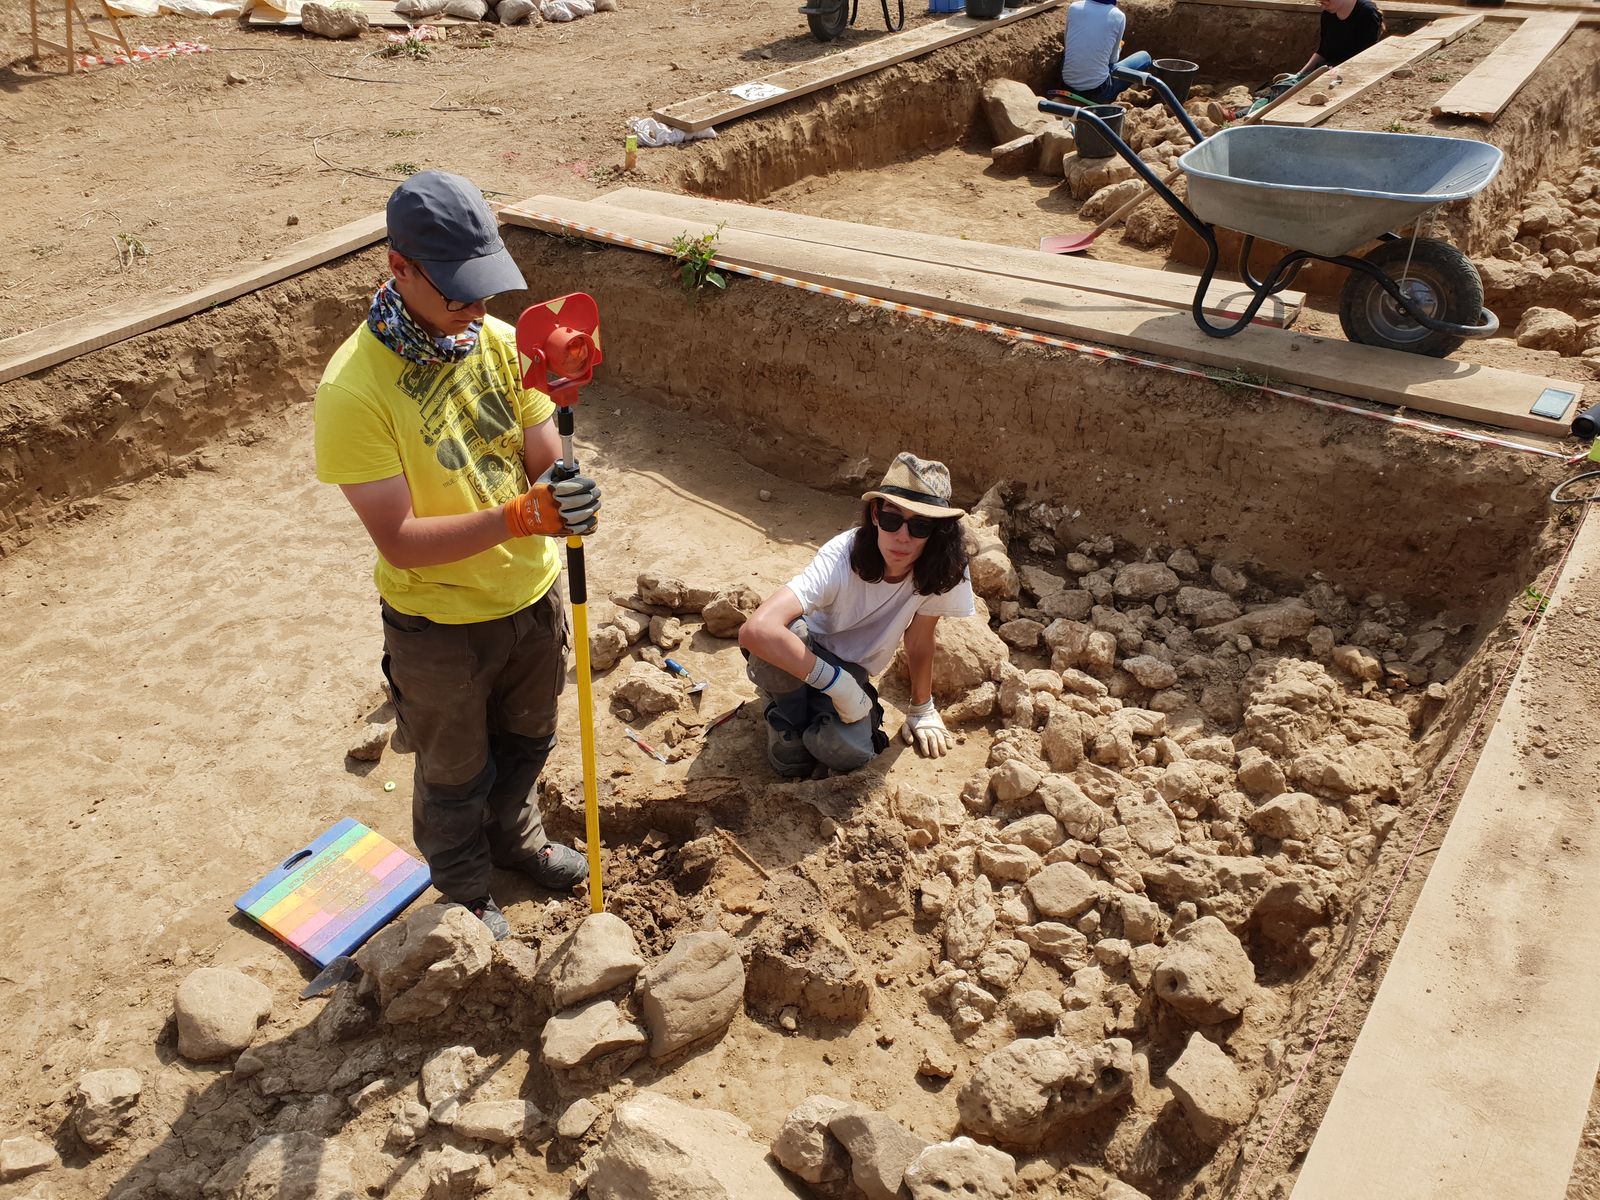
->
<box><xmin>1113</xmin><ymin>563</ymin><xmax>1180</xmax><ymax>601</ymax></box>
<box><xmin>650</xmin><ymin>615</ymin><xmax>688</xmax><ymax>650</ymax></box>
<box><xmin>613</xmin><ymin>660</ymin><xmax>684</xmax><ymax>716</ymax></box>
<box><xmin>998</xmin><ymin>617</ymin><xmax>1045</xmax><ymax>650</ymax></box>
<box><xmin>1164</xmin><ymin>1032</ymin><xmax>1255</xmax><ymax>1143</ymax></box>
<box><xmin>1114</xmin><ymin>791</ymin><xmax>1180</xmax><ymax>856</ymax></box>
<box><xmin>1199</xmin><ymin>599</ymin><xmax>1316</xmax><ymax>645</ymax></box>
<box><xmin>1177</xmin><ymin>586</ymin><xmax>1241</xmax><ymax>625</ymax></box>
<box><xmin>543</xmin><ymin>912</ymin><xmax>646</xmax><ymax>1008</ymax></box>
<box><xmin>981</xmin><ymin>78</ymin><xmax>1054</xmax><ymax>142</ymax></box>
<box><xmin>451</xmin><ymin>1099</ymin><xmax>544</xmax><ymax>1145</ymax></box>
<box><xmin>1038</xmin><ymin>125</ymin><xmax>1077</xmax><ymax>175</ymax></box>
<box><xmin>1123</xmin><ymin>655</ymin><xmax>1178</xmax><ymax>690</ymax></box>
<box><xmin>636</xmin><ymin>572</ymin><xmax>714</xmax><ymax>613</ymax></box>
<box><xmin>702</xmin><ymin>584</ymin><xmax>762</xmax><ymax>638</ymax></box>
<box><xmin>1065</xmin><ymin>154</ymin><xmax>1138</xmax><ymax>200</ymax></box>
<box><xmin>998</xmin><ymin>812</ymin><xmax>1062</xmax><ymax>853</ymax></box>
<box><xmin>903</xmin><ymin>1137</ymin><xmax>1018</xmax><ymax>1200</ymax></box>
<box><xmin>558</xmin><ymin>1097</ymin><xmax>602</xmax><ymax>1140</ymax></box>
<box><xmin>587</xmin><ymin>1093</ymin><xmax>803</xmax><ymax>1199</ymax></box>
<box><xmin>590</xmin><ymin>623</ymin><xmax>632</xmax><ymax>672</ymax></box>
<box><xmin>945</xmin><ymin>877</ymin><xmax>998</xmax><ymax>965</ymax></box>
<box><xmin>419</xmin><ymin>1145</ymin><xmax>493</xmax><ymax>1199</ymax></box>
<box><xmin>1516</xmin><ymin>306</ymin><xmax>1581</xmax><ymax>354</ymax></box>
<box><xmin>991</xmin><ymin>758</ymin><xmax>1042</xmax><ymax>803</ymax></box>
<box><xmin>1154</xmin><ymin>916</ymin><xmax>1256</xmax><ymax>1024</ymax></box>
<box><xmin>1235</xmin><ymin>747</ymin><xmax>1285</xmax><ymax>797</ymax></box>
<box><xmin>957</xmin><ymin>1036</ymin><xmax>1134</xmax><ymax>1147</ymax></box>
<box><xmin>1025</xmin><ymin>862</ymin><xmax>1100</xmax><ymax>921</ymax></box>
<box><xmin>73</xmin><ymin>1068</ymin><xmax>142</xmax><ymax>1151</ymax></box>
<box><xmin>1016</xmin><ymin>921</ymin><xmax>1090</xmax><ymax>965</ymax></box>
<box><xmin>1079</xmin><ymin>177</ymin><xmax>1147</xmax><ymax>225</ymax></box>
<box><xmin>299</xmin><ymin>1</ymin><xmax>368</xmax><ymax>36</ymax></box>
<box><xmin>204</xmin><ymin>1132</ymin><xmax>355</xmax><ymax>1200</ymax></box>
<box><xmin>990</xmin><ymin>134</ymin><xmax>1039</xmax><ymax>173</ymax></box>
<box><xmin>541</xmin><ymin>999</ymin><xmax>647</xmax><ymax>1069</ymax></box>
<box><xmin>420</xmin><ymin>1045</ymin><xmax>487</xmax><ymax>1107</ymax></box>
<box><xmin>746</xmin><ymin>876</ymin><xmax>871</xmax><ymax>1021</ymax></box>
<box><xmin>829</xmin><ymin>1108</ymin><xmax>930</xmax><ymax>1200</ymax></box>
<box><xmin>175</xmin><ymin>968</ymin><xmax>272</xmax><ymax>1062</ymax></box>
<box><xmin>772</xmin><ymin>1094</ymin><xmax>851</xmax><ymax>1185</ymax></box>
<box><xmin>1332</xmin><ymin>643</ymin><xmax>1383</xmax><ymax>681</ymax></box>
<box><xmin>636</xmin><ymin>930</ymin><xmax>744</xmax><ymax>1059</ymax></box>
<box><xmin>356</xmin><ymin>903</ymin><xmax>494</xmax><ymax>1023</ymax></box>
<box><xmin>346</xmin><ymin>722</ymin><xmax>391</xmax><ymax>762</ymax></box>
<box><xmin>1246</xmin><ymin>792</ymin><xmax>1320</xmax><ymax>841</ymax></box>
<box><xmin>900</xmin><ymin>608</ymin><xmax>1008</xmax><ymax>694</ymax></box>
<box><xmin>0</xmin><ymin>1136</ymin><xmax>59</xmax><ymax>1183</ymax></box>
<box><xmin>1210</xmin><ymin>561</ymin><xmax>1249</xmax><ymax>595</ymax></box>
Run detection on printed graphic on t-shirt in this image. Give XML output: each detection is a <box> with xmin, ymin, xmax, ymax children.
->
<box><xmin>397</xmin><ymin>352</ymin><xmax>525</xmax><ymax>507</ymax></box>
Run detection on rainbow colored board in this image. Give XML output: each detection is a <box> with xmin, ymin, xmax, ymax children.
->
<box><xmin>235</xmin><ymin>819</ymin><xmax>431</xmax><ymax>967</ymax></box>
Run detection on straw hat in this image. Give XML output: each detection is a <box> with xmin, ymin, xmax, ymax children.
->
<box><xmin>861</xmin><ymin>452</ymin><xmax>965</xmax><ymax>519</ymax></box>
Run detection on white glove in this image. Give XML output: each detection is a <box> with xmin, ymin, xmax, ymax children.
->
<box><xmin>806</xmin><ymin>658</ymin><xmax>873</xmax><ymax>724</ymax></box>
<box><xmin>901</xmin><ymin>699</ymin><xmax>952</xmax><ymax>757</ymax></box>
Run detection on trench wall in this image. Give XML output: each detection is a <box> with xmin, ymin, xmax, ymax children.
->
<box><xmin>506</xmin><ymin>230</ymin><xmax>1564</xmax><ymax>618</ymax></box>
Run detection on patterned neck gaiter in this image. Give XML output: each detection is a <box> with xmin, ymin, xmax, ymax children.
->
<box><xmin>366</xmin><ymin>279</ymin><xmax>481</xmax><ymax>366</ymax></box>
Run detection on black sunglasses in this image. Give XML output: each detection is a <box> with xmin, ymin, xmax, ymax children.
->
<box><xmin>876</xmin><ymin>505</ymin><xmax>938</xmax><ymax>539</ymax></box>
<box><xmin>411</xmin><ymin>262</ymin><xmax>481</xmax><ymax>314</ymax></box>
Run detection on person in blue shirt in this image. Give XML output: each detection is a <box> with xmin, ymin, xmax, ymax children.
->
<box><xmin>1061</xmin><ymin>0</ymin><xmax>1152</xmax><ymax>103</ymax></box>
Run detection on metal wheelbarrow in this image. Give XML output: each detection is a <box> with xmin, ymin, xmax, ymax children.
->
<box><xmin>1040</xmin><ymin>70</ymin><xmax>1504</xmax><ymax>357</ymax></box>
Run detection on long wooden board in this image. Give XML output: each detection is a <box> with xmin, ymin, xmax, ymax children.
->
<box><xmin>1291</xmin><ymin>515</ymin><xmax>1600</xmax><ymax>1200</ymax></box>
<box><xmin>651</xmin><ymin>0</ymin><xmax>1065</xmax><ymax>133</ymax></box>
<box><xmin>1431</xmin><ymin>14</ymin><xmax>1578</xmax><ymax>121</ymax></box>
<box><xmin>0</xmin><ymin>213</ymin><xmax>386</xmax><ymax>386</ymax></box>
<box><xmin>500</xmin><ymin>195</ymin><xmax>1581</xmax><ymax>436</ymax></box>
<box><xmin>589</xmin><ymin>187</ymin><xmax>1304</xmax><ymax>327</ymax></box>
<box><xmin>247</xmin><ymin>0</ymin><xmax>471</xmax><ymax>25</ymax></box>
<box><xmin>1182</xmin><ymin>0</ymin><xmax>1597</xmax><ymax>25</ymax></box>
<box><xmin>1265</xmin><ymin>20</ymin><xmax>1468</xmax><ymax>127</ymax></box>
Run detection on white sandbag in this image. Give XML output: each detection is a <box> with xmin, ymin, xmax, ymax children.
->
<box><xmin>394</xmin><ymin>0</ymin><xmax>446</xmax><ymax>16</ymax></box>
<box><xmin>592</xmin><ymin>0</ymin><xmax>617</xmax><ymax>10</ymax></box>
<box><xmin>441</xmin><ymin>0</ymin><xmax>487</xmax><ymax>16</ymax></box>
<box><xmin>627</xmin><ymin>115</ymin><xmax>716</xmax><ymax>147</ymax></box>
<box><xmin>162</xmin><ymin>0</ymin><xmax>244</xmax><ymax>15</ymax></box>
<box><xmin>539</xmin><ymin>0</ymin><xmax>590</xmax><ymax>19</ymax></box>
<box><xmin>496</xmin><ymin>0</ymin><xmax>537</xmax><ymax>21</ymax></box>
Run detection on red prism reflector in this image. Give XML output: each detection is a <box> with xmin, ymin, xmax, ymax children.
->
<box><xmin>516</xmin><ymin>292</ymin><xmax>603</xmax><ymax>407</ymax></box>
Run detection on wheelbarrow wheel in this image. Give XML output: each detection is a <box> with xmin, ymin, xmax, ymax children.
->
<box><xmin>1338</xmin><ymin>238</ymin><xmax>1483</xmax><ymax>358</ymax></box>
<box><xmin>807</xmin><ymin>0</ymin><xmax>849</xmax><ymax>41</ymax></box>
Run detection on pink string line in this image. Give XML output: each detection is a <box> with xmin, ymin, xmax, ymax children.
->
<box><xmin>1232</xmin><ymin>503</ymin><xmax>1591</xmax><ymax>1198</ymax></box>
<box><xmin>506</xmin><ymin>207</ymin><xmax>1586</xmax><ymax>464</ymax></box>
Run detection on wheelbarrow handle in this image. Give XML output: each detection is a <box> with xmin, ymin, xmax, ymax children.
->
<box><xmin>1109</xmin><ymin>67</ymin><xmax>1205</xmax><ymax>146</ymax></box>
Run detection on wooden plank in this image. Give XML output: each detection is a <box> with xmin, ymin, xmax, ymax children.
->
<box><xmin>0</xmin><ymin>213</ymin><xmax>387</xmax><ymax>386</ymax></box>
<box><xmin>588</xmin><ymin>186</ymin><xmax>1304</xmax><ymax>327</ymax></box>
<box><xmin>500</xmin><ymin>195</ymin><xmax>1580</xmax><ymax>436</ymax></box>
<box><xmin>1291</xmin><ymin>515</ymin><xmax>1600</xmax><ymax>1200</ymax></box>
<box><xmin>1180</xmin><ymin>0</ymin><xmax>1597</xmax><ymax>24</ymax></box>
<box><xmin>1264</xmin><ymin>25</ymin><xmax>1456</xmax><ymax>127</ymax></box>
<box><xmin>1409</xmin><ymin>11</ymin><xmax>1483</xmax><ymax>45</ymax></box>
<box><xmin>1431</xmin><ymin>13</ymin><xmax>1578</xmax><ymax>121</ymax></box>
<box><xmin>651</xmin><ymin>0</ymin><xmax>1066</xmax><ymax>133</ymax></box>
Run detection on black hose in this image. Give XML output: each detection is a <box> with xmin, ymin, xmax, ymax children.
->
<box><xmin>1551</xmin><ymin>471</ymin><xmax>1600</xmax><ymax>505</ymax></box>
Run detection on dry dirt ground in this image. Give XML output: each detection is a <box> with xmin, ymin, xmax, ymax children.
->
<box><xmin>4</xmin><ymin>0</ymin><xmax>1600</xmax><ymax>1196</ymax></box>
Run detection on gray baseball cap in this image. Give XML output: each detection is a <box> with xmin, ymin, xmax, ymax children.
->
<box><xmin>386</xmin><ymin>170</ymin><xmax>526</xmax><ymax>303</ymax></box>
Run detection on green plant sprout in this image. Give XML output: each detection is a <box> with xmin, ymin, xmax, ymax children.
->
<box><xmin>669</xmin><ymin>224</ymin><xmax>727</xmax><ymax>294</ymax></box>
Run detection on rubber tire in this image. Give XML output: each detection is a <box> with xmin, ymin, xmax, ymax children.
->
<box><xmin>1338</xmin><ymin>238</ymin><xmax>1483</xmax><ymax>358</ymax></box>
<box><xmin>807</xmin><ymin>0</ymin><xmax>848</xmax><ymax>41</ymax></box>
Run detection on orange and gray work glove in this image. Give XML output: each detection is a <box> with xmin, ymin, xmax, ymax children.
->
<box><xmin>901</xmin><ymin>699</ymin><xmax>952</xmax><ymax>757</ymax></box>
<box><xmin>503</xmin><ymin>469</ymin><xmax>602</xmax><ymax>539</ymax></box>
<box><xmin>805</xmin><ymin>657</ymin><xmax>873</xmax><ymax>724</ymax></box>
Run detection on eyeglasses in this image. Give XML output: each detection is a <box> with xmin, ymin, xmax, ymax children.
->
<box><xmin>411</xmin><ymin>262</ymin><xmax>483</xmax><ymax>314</ymax></box>
<box><xmin>876</xmin><ymin>505</ymin><xmax>938</xmax><ymax>539</ymax></box>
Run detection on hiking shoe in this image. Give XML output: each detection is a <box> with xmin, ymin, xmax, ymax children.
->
<box><xmin>1206</xmin><ymin>101</ymin><xmax>1234</xmax><ymax>125</ymax></box>
<box><xmin>765</xmin><ymin>712</ymin><xmax>818</xmax><ymax>778</ymax></box>
<box><xmin>462</xmin><ymin>897</ymin><xmax>510</xmax><ymax>941</ymax></box>
<box><xmin>516</xmin><ymin>842</ymin><xmax>590</xmax><ymax>891</ymax></box>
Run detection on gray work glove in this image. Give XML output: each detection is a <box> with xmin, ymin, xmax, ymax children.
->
<box><xmin>538</xmin><ymin>468</ymin><xmax>601</xmax><ymax>536</ymax></box>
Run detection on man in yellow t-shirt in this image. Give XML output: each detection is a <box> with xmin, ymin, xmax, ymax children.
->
<box><xmin>314</xmin><ymin>170</ymin><xmax>600</xmax><ymax>941</ymax></box>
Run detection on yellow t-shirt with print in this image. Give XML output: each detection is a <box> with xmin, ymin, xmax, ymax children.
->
<box><xmin>313</xmin><ymin>315</ymin><xmax>561</xmax><ymax>624</ymax></box>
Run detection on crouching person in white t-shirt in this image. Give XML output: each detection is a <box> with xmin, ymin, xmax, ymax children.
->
<box><xmin>738</xmin><ymin>452</ymin><xmax>977</xmax><ymax>778</ymax></box>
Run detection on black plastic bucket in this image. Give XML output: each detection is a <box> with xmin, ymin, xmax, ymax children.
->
<box><xmin>1072</xmin><ymin>105</ymin><xmax>1126</xmax><ymax>158</ymax></box>
<box><xmin>1149</xmin><ymin>58</ymin><xmax>1199</xmax><ymax>104</ymax></box>
<box><xmin>966</xmin><ymin>0</ymin><xmax>1003</xmax><ymax>17</ymax></box>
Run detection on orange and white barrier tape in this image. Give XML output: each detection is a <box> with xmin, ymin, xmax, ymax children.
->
<box><xmin>77</xmin><ymin>38</ymin><xmax>210</xmax><ymax>69</ymax></box>
<box><xmin>512</xmin><ymin>208</ymin><xmax>1588</xmax><ymax>466</ymax></box>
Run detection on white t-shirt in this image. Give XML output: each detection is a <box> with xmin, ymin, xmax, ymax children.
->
<box><xmin>787</xmin><ymin>531</ymin><xmax>976</xmax><ymax>677</ymax></box>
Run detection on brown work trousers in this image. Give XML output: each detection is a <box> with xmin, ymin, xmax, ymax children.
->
<box><xmin>379</xmin><ymin>590</ymin><xmax>570</xmax><ymax>905</ymax></box>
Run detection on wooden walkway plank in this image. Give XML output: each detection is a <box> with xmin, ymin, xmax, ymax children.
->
<box><xmin>650</xmin><ymin>0</ymin><xmax>1065</xmax><ymax>133</ymax></box>
<box><xmin>500</xmin><ymin>194</ymin><xmax>1581</xmax><ymax>436</ymax></box>
<box><xmin>1431</xmin><ymin>13</ymin><xmax>1578</xmax><ymax>122</ymax></box>
<box><xmin>589</xmin><ymin>186</ymin><xmax>1304</xmax><ymax>326</ymax></box>
<box><xmin>1290</xmin><ymin>513</ymin><xmax>1600</xmax><ymax>1200</ymax></box>
<box><xmin>0</xmin><ymin>213</ymin><xmax>387</xmax><ymax>386</ymax></box>
<box><xmin>247</xmin><ymin>1</ymin><xmax>471</xmax><ymax>26</ymax></box>
<box><xmin>1265</xmin><ymin>20</ymin><xmax>1467</xmax><ymax>127</ymax></box>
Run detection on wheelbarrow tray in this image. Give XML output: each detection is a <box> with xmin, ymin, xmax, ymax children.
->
<box><xmin>1177</xmin><ymin>126</ymin><xmax>1503</xmax><ymax>259</ymax></box>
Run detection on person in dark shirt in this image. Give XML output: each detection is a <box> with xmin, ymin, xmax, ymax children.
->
<box><xmin>1300</xmin><ymin>0</ymin><xmax>1386</xmax><ymax>72</ymax></box>
<box><xmin>1208</xmin><ymin>0</ymin><xmax>1384</xmax><ymax>123</ymax></box>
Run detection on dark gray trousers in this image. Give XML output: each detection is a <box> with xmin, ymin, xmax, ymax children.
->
<box><xmin>379</xmin><ymin>590</ymin><xmax>569</xmax><ymax>904</ymax></box>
